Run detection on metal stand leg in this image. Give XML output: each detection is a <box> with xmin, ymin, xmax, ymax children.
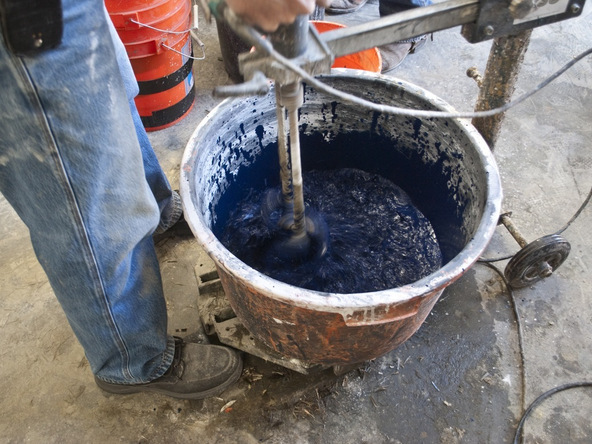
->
<box><xmin>471</xmin><ymin>30</ymin><xmax>532</xmax><ymax>150</ymax></box>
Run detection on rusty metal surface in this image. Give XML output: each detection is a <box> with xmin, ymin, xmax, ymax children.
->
<box><xmin>500</xmin><ymin>213</ymin><xmax>529</xmax><ymax>248</ymax></box>
<box><xmin>197</xmin><ymin>264</ymin><xmax>444</xmax><ymax>366</ymax></box>
<box><xmin>196</xmin><ymin>266</ymin><xmax>432</xmax><ymax>370</ymax></box>
<box><xmin>471</xmin><ymin>30</ymin><xmax>533</xmax><ymax>149</ymax></box>
<box><xmin>218</xmin><ymin>266</ymin><xmax>443</xmax><ymax>365</ymax></box>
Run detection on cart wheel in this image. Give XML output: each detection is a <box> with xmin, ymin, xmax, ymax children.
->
<box><xmin>504</xmin><ymin>234</ymin><xmax>571</xmax><ymax>289</ymax></box>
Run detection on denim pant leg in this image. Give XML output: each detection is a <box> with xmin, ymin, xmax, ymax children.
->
<box><xmin>0</xmin><ymin>0</ymin><xmax>175</xmax><ymax>384</ymax></box>
<box><xmin>107</xmin><ymin>17</ymin><xmax>182</xmax><ymax>234</ymax></box>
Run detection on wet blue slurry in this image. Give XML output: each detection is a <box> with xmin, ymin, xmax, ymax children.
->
<box><xmin>212</xmin><ymin>130</ymin><xmax>468</xmax><ymax>264</ymax></box>
<box><xmin>219</xmin><ymin>167</ymin><xmax>443</xmax><ymax>293</ymax></box>
<box><xmin>211</xmin><ymin>129</ymin><xmax>470</xmax><ymax>292</ymax></box>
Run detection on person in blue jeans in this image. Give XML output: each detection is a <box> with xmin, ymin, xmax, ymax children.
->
<box><xmin>327</xmin><ymin>0</ymin><xmax>432</xmax><ymax>72</ymax></box>
<box><xmin>0</xmin><ymin>0</ymin><xmax>328</xmax><ymax>400</ymax></box>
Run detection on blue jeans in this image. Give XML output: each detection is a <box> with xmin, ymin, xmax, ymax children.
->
<box><xmin>0</xmin><ymin>0</ymin><xmax>178</xmax><ymax>384</ymax></box>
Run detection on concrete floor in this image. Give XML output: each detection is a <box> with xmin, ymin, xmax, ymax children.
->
<box><xmin>1</xmin><ymin>1</ymin><xmax>591</xmax><ymax>443</ymax></box>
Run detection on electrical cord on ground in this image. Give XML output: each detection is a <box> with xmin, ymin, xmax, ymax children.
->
<box><xmin>479</xmin><ymin>262</ymin><xmax>592</xmax><ymax>443</ymax></box>
<box><xmin>512</xmin><ymin>382</ymin><xmax>592</xmax><ymax>444</ymax></box>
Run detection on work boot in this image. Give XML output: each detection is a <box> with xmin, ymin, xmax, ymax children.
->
<box><xmin>153</xmin><ymin>190</ymin><xmax>183</xmax><ymax>235</ymax></box>
<box><xmin>380</xmin><ymin>36</ymin><xmax>428</xmax><ymax>74</ymax></box>
<box><xmin>327</xmin><ymin>0</ymin><xmax>368</xmax><ymax>14</ymax></box>
<box><xmin>152</xmin><ymin>190</ymin><xmax>193</xmax><ymax>244</ymax></box>
<box><xmin>95</xmin><ymin>337</ymin><xmax>243</xmax><ymax>400</ymax></box>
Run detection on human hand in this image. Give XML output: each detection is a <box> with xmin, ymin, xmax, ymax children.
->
<box><xmin>225</xmin><ymin>0</ymin><xmax>331</xmax><ymax>32</ymax></box>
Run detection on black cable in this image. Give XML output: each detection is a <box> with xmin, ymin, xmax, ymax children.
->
<box><xmin>554</xmin><ymin>185</ymin><xmax>592</xmax><ymax>235</ymax></box>
<box><xmin>513</xmin><ymin>382</ymin><xmax>592</xmax><ymax>444</ymax></box>
<box><xmin>478</xmin><ymin>254</ymin><xmax>515</xmax><ymax>263</ymax></box>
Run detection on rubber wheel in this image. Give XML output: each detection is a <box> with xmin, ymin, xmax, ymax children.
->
<box><xmin>504</xmin><ymin>234</ymin><xmax>571</xmax><ymax>288</ymax></box>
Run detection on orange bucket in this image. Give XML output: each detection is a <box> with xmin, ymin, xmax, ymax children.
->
<box><xmin>106</xmin><ymin>0</ymin><xmax>195</xmax><ymax>131</ymax></box>
<box><xmin>312</xmin><ymin>21</ymin><xmax>382</xmax><ymax>73</ymax></box>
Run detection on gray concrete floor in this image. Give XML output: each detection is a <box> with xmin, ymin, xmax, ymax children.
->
<box><xmin>1</xmin><ymin>1</ymin><xmax>591</xmax><ymax>443</ymax></box>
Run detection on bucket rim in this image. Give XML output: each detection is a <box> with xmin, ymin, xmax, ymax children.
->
<box><xmin>180</xmin><ymin>70</ymin><xmax>502</xmax><ymax>314</ymax></box>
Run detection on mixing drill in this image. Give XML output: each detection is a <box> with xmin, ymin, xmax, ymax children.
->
<box><xmin>263</xmin><ymin>17</ymin><xmax>330</xmax><ymax>263</ymax></box>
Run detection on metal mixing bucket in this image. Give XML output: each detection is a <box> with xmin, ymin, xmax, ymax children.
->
<box><xmin>180</xmin><ymin>71</ymin><xmax>502</xmax><ymax>366</ymax></box>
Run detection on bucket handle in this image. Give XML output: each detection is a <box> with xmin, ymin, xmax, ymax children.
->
<box><xmin>343</xmin><ymin>297</ymin><xmax>422</xmax><ymax>327</ymax></box>
<box><xmin>162</xmin><ymin>40</ymin><xmax>206</xmax><ymax>60</ymax></box>
<box><xmin>131</xmin><ymin>4</ymin><xmax>206</xmax><ymax>60</ymax></box>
